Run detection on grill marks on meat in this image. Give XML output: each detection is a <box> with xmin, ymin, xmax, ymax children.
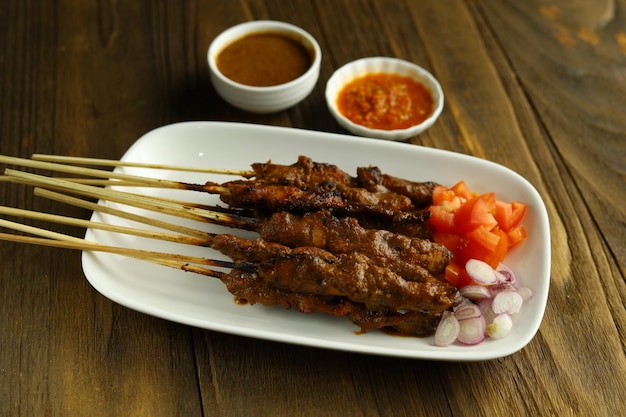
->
<box><xmin>251</xmin><ymin>155</ymin><xmax>438</xmax><ymax>208</ymax></box>
<box><xmin>217</xmin><ymin>181</ymin><xmax>414</xmax><ymax>218</ymax></box>
<box><xmin>256</xmin><ymin>210</ymin><xmax>451</xmax><ymax>276</ymax></box>
<box><xmin>211</xmin><ymin>234</ymin><xmax>456</xmax><ymax>313</ymax></box>
<box><xmin>251</xmin><ymin>156</ymin><xmax>353</xmax><ymax>188</ymax></box>
<box><xmin>221</xmin><ymin>269</ymin><xmax>442</xmax><ymax>335</ymax></box>
<box><xmin>210</xmin><ymin>156</ymin><xmax>438</xmax><ymax>225</ymax></box>
<box><xmin>258</xmin><ymin>252</ymin><xmax>455</xmax><ymax>312</ymax></box>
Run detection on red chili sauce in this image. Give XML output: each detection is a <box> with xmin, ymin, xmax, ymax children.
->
<box><xmin>217</xmin><ymin>32</ymin><xmax>312</xmax><ymax>87</ymax></box>
<box><xmin>337</xmin><ymin>73</ymin><xmax>434</xmax><ymax>130</ymax></box>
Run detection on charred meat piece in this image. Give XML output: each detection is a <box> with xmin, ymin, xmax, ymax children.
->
<box><xmin>222</xmin><ymin>268</ymin><xmax>443</xmax><ymax>336</ymax></box>
<box><xmin>216</xmin><ymin>180</ymin><xmax>414</xmax><ymax>218</ymax></box>
<box><xmin>211</xmin><ymin>234</ymin><xmax>456</xmax><ymax>312</ymax></box>
<box><xmin>248</xmin><ymin>155</ymin><xmax>438</xmax><ymax>208</ymax></box>
<box><xmin>250</xmin><ymin>155</ymin><xmax>353</xmax><ymax>188</ymax></box>
<box><xmin>356</xmin><ymin>166</ymin><xmax>438</xmax><ymax>208</ymax></box>
<box><xmin>222</xmin><ymin>268</ymin><xmax>357</xmax><ymax>316</ymax></box>
<box><xmin>257</xmin><ymin>251</ymin><xmax>456</xmax><ymax>312</ymax></box>
<box><xmin>256</xmin><ymin>210</ymin><xmax>451</xmax><ymax>275</ymax></box>
<box><xmin>352</xmin><ymin>308</ymin><xmax>442</xmax><ymax>336</ymax></box>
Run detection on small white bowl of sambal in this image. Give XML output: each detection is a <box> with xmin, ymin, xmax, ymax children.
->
<box><xmin>325</xmin><ymin>57</ymin><xmax>444</xmax><ymax>140</ymax></box>
<box><xmin>208</xmin><ymin>20</ymin><xmax>321</xmax><ymax>114</ymax></box>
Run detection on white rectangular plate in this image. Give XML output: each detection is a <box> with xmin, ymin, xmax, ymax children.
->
<box><xmin>82</xmin><ymin>121</ymin><xmax>550</xmax><ymax>361</ymax></box>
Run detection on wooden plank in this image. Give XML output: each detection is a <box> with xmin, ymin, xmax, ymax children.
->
<box><xmin>1</xmin><ymin>0</ymin><xmax>624</xmax><ymax>416</ymax></box>
<box><xmin>477</xmin><ymin>0</ymin><xmax>626</xmax><ymax>267</ymax></box>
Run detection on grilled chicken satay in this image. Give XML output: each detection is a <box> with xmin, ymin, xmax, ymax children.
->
<box><xmin>210</xmin><ymin>234</ymin><xmax>456</xmax><ymax>312</ymax></box>
<box><xmin>221</xmin><ymin>269</ymin><xmax>443</xmax><ymax>336</ymax></box>
<box><xmin>200</xmin><ymin>210</ymin><xmax>448</xmax><ymax>277</ymax></box>
<box><xmin>257</xmin><ymin>251</ymin><xmax>455</xmax><ymax>312</ymax></box>
<box><xmin>199</xmin><ymin>156</ymin><xmax>437</xmax><ymax>229</ymax></box>
<box><xmin>249</xmin><ymin>155</ymin><xmax>438</xmax><ymax>207</ymax></box>
<box><xmin>254</xmin><ymin>210</ymin><xmax>450</xmax><ymax>275</ymax></box>
<box><xmin>212</xmin><ymin>180</ymin><xmax>417</xmax><ymax>219</ymax></box>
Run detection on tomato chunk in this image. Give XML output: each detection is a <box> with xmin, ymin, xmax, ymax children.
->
<box><xmin>453</xmin><ymin>194</ymin><xmax>497</xmax><ymax>234</ymax></box>
<box><xmin>450</xmin><ymin>180</ymin><xmax>474</xmax><ymax>200</ymax></box>
<box><xmin>428</xmin><ymin>205</ymin><xmax>456</xmax><ymax>234</ymax></box>
<box><xmin>464</xmin><ymin>225</ymin><xmax>501</xmax><ymax>252</ymax></box>
<box><xmin>444</xmin><ymin>263</ymin><xmax>475</xmax><ymax>287</ymax></box>
<box><xmin>506</xmin><ymin>224</ymin><xmax>527</xmax><ymax>248</ymax></box>
<box><xmin>432</xmin><ymin>230</ymin><xmax>461</xmax><ymax>253</ymax></box>
<box><xmin>494</xmin><ymin>200</ymin><xmax>528</xmax><ymax>232</ymax></box>
<box><xmin>432</xmin><ymin>185</ymin><xmax>456</xmax><ymax>206</ymax></box>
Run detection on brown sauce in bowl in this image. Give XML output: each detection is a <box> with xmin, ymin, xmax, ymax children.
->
<box><xmin>217</xmin><ymin>32</ymin><xmax>313</xmax><ymax>87</ymax></box>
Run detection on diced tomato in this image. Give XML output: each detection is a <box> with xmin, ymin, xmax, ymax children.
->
<box><xmin>483</xmin><ymin>228</ymin><xmax>509</xmax><ymax>268</ymax></box>
<box><xmin>453</xmin><ymin>194</ymin><xmax>498</xmax><ymax>234</ymax></box>
<box><xmin>427</xmin><ymin>181</ymin><xmax>529</xmax><ymax>281</ymax></box>
<box><xmin>432</xmin><ymin>185</ymin><xmax>463</xmax><ymax>211</ymax></box>
<box><xmin>455</xmin><ymin>238</ymin><xmax>489</xmax><ymax>267</ymax></box>
<box><xmin>494</xmin><ymin>200</ymin><xmax>528</xmax><ymax>232</ymax></box>
<box><xmin>506</xmin><ymin>224</ymin><xmax>527</xmax><ymax>248</ymax></box>
<box><xmin>463</xmin><ymin>225</ymin><xmax>502</xmax><ymax>252</ymax></box>
<box><xmin>432</xmin><ymin>230</ymin><xmax>461</xmax><ymax>253</ymax></box>
<box><xmin>444</xmin><ymin>263</ymin><xmax>475</xmax><ymax>287</ymax></box>
<box><xmin>456</xmin><ymin>230</ymin><xmax>508</xmax><ymax>269</ymax></box>
<box><xmin>432</xmin><ymin>185</ymin><xmax>456</xmax><ymax>205</ymax></box>
<box><xmin>428</xmin><ymin>205</ymin><xmax>456</xmax><ymax>234</ymax></box>
<box><xmin>450</xmin><ymin>180</ymin><xmax>474</xmax><ymax>201</ymax></box>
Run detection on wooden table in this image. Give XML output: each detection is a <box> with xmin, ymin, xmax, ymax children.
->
<box><xmin>1</xmin><ymin>1</ymin><xmax>624</xmax><ymax>415</ymax></box>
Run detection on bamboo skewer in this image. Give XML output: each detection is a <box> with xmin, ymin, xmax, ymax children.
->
<box><xmin>43</xmin><ymin>178</ymin><xmax>159</xmax><ymax>187</ymax></box>
<box><xmin>31</xmin><ymin>154</ymin><xmax>254</xmax><ymax>177</ymax></box>
<box><xmin>0</xmin><ymin>155</ymin><xmax>213</xmax><ymax>191</ymax></box>
<box><xmin>0</xmin><ymin>155</ymin><xmax>261</xmax><ymax>279</ymax></box>
<box><xmin>0</xmin><ymin>218</ymin><xmax>233</xmax><ymax>270</ymax></box>
<box><xmin>2</xmin><ymin>175</ymin><xmax>196</xmax><ymax>188</ymax></box>
<box><xmin>0</xmin><ymin>205</ymin><xmax>212</xmax><ymax>246</ymax></box>
<box><xmin>1</xmin><ymin>155</ymin><xmax>234</xmax><ymax>197</ymax></box>
<box><xmin>0</xmin><ymin>232</ymin><xmax>227</xmax><ymax>278</ymax></box>
<box><xmin>33</xmin><ymin>188</ymin><xmax>216</xmax><ymax>240</ymax></box>
<box><xmin>3</xmin><ymin>169</ymin><xmax>242</xmax><ymax>226</ymax></box>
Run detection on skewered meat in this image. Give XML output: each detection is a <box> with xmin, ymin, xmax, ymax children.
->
<box><xmin>213</xmin><ymin>180</ymin><xmax>415</xmax><ymax>219</ymax></box>
<box><xmin>221</xmin><ymin>269</ymin><xmax>442</xmax><ymax>336</ymax></box>
<box><xmin>355</xmin><ymin>166</ymin><xmax>437</xmax><ymax>208</ymax></box>
<box><xmin>250</xmin><ymin>155</ymin><xmax>353</xmax><ymax>187</ymax></box>
<box><xmin>211</xmin><ymin>234</ymin><xmax>456</xmax><ymax>312</ymax></box>
<box><xmin>257</xmin><ymin>251</ymin><xmax>455</xmax><ymax>312</ymax></box>
<box><xmin>250</xmin><ymin>155</ymin><xmax>438</xmax><ymax>207</ymax></box>
<box><xmin>255</xmin><ymin>210</ymin><xmax>451</xmax><ymax>275</ymax></box>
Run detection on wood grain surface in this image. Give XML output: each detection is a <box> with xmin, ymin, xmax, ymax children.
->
<box><xmin>1</xmin><ymin>1</ymin><xmax>624</xmax><ymax>416</ymax></box>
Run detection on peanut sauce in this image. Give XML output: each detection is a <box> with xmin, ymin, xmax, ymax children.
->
<box><xmin>217</xmin><ymin>32</ymin><xmax>312</xmax><ymax>87</ymax></box>
<box><xmin>337</xmin><ymin>73</ymin><xmax>434</xmax><ymax>130</ymax></box>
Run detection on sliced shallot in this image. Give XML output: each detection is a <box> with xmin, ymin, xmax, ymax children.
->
<box><xmin>476</xmin><ymin>298</ymin><xmax>497</xmax><ymax>325</ymax></box>
<box><xmin>434</xmin><ymin>311</ymin><xmax>460</xmax><ymax>347</ymax></box>
<box><xmin>465</xmin><ymin>259</ymin><xmax>498</xmax><ymax>285</ymax></box>
<box><xmin>492</xmin><ymin>290</ymin><xmax>523</xmax><ymax>315</ymax></box>
<box><xmin>495</xmin><ymin>262</ymin><xmax>517</xmax><ymax>285</ymax></box>
<box><xmin>455</xmin><ymin>304</ymin><xmax>486</xmax><ymax>345</ymax></box>
<box><xmin>486</xmin><ymin>314</ymin><xmax>513</xmax><ymax>339</ymax></box>
<box><xmin>459</xmin><ymin>285</ymin><xmax>492</xmax><ymax>301</ymax></box>
<box><xmin>517</xmin><ymin>287</ymin><xmax>534</xmax><ymax>302</ymax></box>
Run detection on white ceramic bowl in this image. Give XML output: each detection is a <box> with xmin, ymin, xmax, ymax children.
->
<box><xmin>208</xmin><ymin>20</ymin><xmax>321</xmax><ymax>114</ymax></box>
<box><xmin>325</xmin><ymin>57</ymin><xmax>444</xmax><ymax>140</ymax></box>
